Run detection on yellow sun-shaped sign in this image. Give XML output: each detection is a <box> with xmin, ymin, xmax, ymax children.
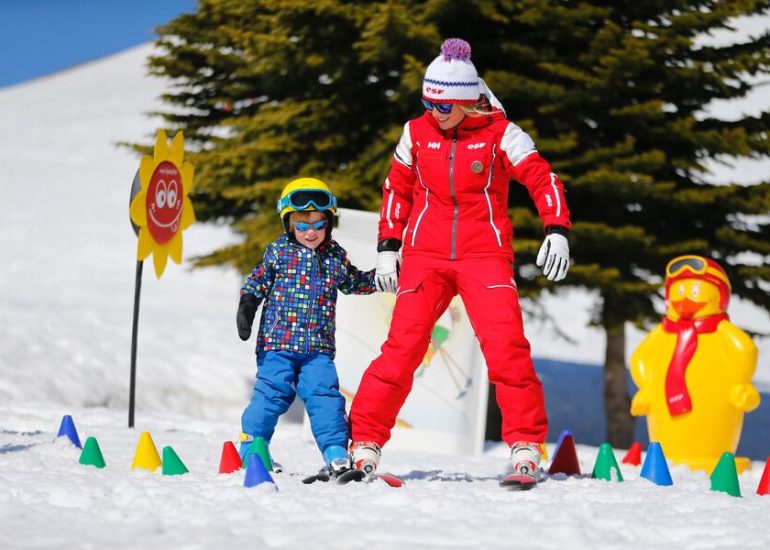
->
<box><xmin>129</xmin><ymin>130</ymin><xmax>195</xmax><ymax>278</ymax></box>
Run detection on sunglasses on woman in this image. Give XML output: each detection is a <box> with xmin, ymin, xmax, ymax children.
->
<box><xmin>294</xmin><ymin>219</ymin><xmax>328</xmax><ymax>232</ymax></box>
<box><xmin>277</xmin><ymin>189</ymin><xmax>337</xmax><ymax>214</ymax></box>
<box><xmin>422</xmin><ymin>99</ymin><xmax>453</xmax><ymax>114</ymax></box>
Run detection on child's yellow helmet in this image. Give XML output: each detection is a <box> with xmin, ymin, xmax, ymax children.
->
<box><xmin>277</xmin><ymin>178</ymin><xmax>338</xmax><ymax>238</ymax></box>
<box><xmin>277</xmin><ymin>178</ymin><xmax>338</xmax><ymax>218</ymax></box>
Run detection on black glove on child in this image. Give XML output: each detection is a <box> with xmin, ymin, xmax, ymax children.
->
<box><xmin>236</xmin><ymin>294</ymin><xmax>259</xmax><ymax>341</ymax></box>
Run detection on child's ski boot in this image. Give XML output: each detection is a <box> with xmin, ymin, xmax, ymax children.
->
<box><xmin>302</xmin><ymin>445</ymin><xmax>359</xmax><ymax>484</ymax></box>
<box><xmin>323</xmin><ymin>445</ymin><xmax>352</xmax><ymax>476</ymax></box>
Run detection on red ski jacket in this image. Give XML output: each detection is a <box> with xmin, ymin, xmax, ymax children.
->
<box><xmin>379</xmin><ymin>110</ymin><xmax>571</xmax><ymax>260</ymax></box>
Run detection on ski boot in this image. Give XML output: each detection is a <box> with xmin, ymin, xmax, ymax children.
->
<box><xmin>500</xmin><ymin>441</ymin><xmax>543</xmax><ymax>490</ymax></box>
<box><xmin>350</xmin><ymin>441</ymin><xmax>382</xmax><ymax>479</ymax></box>
<box><xmin>239</xmin><ymin>433</ymin><xmax>283</xmax><ymax>473</ymax></box>
<box><xmin>510</xmin><ymin>441</ymin><xmax>542</xmax><ymax>477</ymax></box>
<box><xmin>323</xmin><ymin>445</ymin><xmax>352</xmax><ymax>477</ymax></box>
<box><xmin>302</xmin><ymin>445</ymin><xmax>357</xmax><ymax>484</ymax></box>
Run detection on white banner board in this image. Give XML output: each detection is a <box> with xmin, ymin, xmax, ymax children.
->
<box><xmin>304</xmin><ymin>208</ymin><xmax>489</xmax><ymax>456</ymax></box>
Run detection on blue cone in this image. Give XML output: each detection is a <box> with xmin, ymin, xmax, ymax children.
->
<box><xmin>552</xmin><ymin>429</ymin><xmax>573</xmax><ymax>458</ymax></box>
<box><xmin>243</xmin><ymin>453</ymin><xmax>275</xmax><ymax>489</ymax></box>
<box><xmin>56</xmin><ymin>415</ymin><xmax>82</xmax><ymax>449</ymax></box>
<box><xmin>640</xmin><ymin>442</ymin><xmax>673</xmax><ymax>486</ymax></box>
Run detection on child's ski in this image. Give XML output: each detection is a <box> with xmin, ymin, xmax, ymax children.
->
<box><xmin>302</xmin><ymin>468</ymin><xmax>404</xmax><ymax>487</ymax></box>
<box><xmin>301</xmin><ymin>468</ymin><xmax>363</xmax><ymax>485</ymax></box>
<box><xmin>499</xmin><ymin>473</ymin><xmax>538</xmax><ymax>491</ymax></box>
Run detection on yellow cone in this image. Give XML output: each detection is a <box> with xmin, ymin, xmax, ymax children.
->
<box><xmin>131</xmin><ymin>432</ymin><xmax>162</xmax><ymax>472</ymax></box>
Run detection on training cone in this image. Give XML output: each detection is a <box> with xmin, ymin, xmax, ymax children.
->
<box><xmin>710</xmin><ymin>452</ymin><xmax>741</xmax><ymax>497</ymax></box>
<box><xmin>548</xmin><ymin>433</ymin><xmax>581</xmax><ymax>476</ymax></box>
<box><xmin>219</xmin><ymin>441</ymin><xmax>243</xmax><ymax>474</ymax></box>
<box><xmin>243</xmin><ymin>454</ymin><xmax>275</xmax><ymax>489</ymax></box>
<box><xmin>552</xmin><ymin>430</ymin><xmax>572</xmax><ymax>459</ymax></box>
<box><xmin>242</xmin><ymin>436</ymin><xmax>272</xmax><ymax>472</ymax></box>
<box><xmin>131</xmin><ymin>432</ymin><xmax>162</xmax><ymax>472</ymax></box>
<box><xmin>56</xmin><ymin>415</ymin><xmax>82</xmax><ymax>449</ymax></box>
<box><xmin>78</xmin><ymin>437</ymin><xmax>105</xmax><ymax>468</ymax></box>
<box><xmin>592</xmin><ymin>443</ymin><xmax>623</xmax><ymax>482</ymax></box>
<box><xmin>639</xmin><ymin>442</ymin><xmax>673</xmax><ymax>486</ymax></box>
<box><xmin>621</xmin><ymin>442</ymin><xmax>643</xmax><ymax>466</ymax></box>
<box><xmin>162</xmin><ymin>446</ymin><xmax>189</xmax><ymax>476</ymax></box>
<box><xmin>755</xmin><ymin>457</ymin><xmax>770</xmax><ymax>496</ymax></box>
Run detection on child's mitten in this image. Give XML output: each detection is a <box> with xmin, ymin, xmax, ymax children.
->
<box><xmin>236</xmin><ymin>294</ymin><xmax>259</xmax><ymax>341</ymax></box>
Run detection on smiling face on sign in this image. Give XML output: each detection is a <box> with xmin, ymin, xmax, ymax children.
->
<box><xmin>146</xmin><ymin>160</ymin><xmax>183</xmax><ymax>244</ymax></box>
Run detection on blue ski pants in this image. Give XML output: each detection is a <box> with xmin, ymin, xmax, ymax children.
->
<box><xmin>241</xmin><ymin>350</ymin><xmax>348</xmax><ymax>453</ymax></box>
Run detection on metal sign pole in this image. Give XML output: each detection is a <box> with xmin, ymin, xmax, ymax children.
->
<box><xmin>128</xmin><ymin>170</ymin><xmax>142</xmax><ymax>428</ymax></box>
<box><xmin>128</xmin><ymin>259</ymin><xmax>143</xmax><ymax>428</ymax></box>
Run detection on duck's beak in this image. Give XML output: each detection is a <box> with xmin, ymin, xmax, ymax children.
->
<box><xmin>672</xmin><ymin>297</ymin><xmax>706</xmax><ymax>319</ymax></box>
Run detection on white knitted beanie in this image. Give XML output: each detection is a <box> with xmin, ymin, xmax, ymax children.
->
<box><xmin>422</xmin><ymin>38</ymin><xmax>480</xmax><ymax>104</ymax></box>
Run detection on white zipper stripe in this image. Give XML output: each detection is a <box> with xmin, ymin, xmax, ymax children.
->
<box><xmin>486</xmin><ymin>284</ymin><xmax>518</xmax><ymax>293</ymax></box>
<box><xmin>483</xmin><ymin>145</ymin><xmax>502</xmax><ymax>247</ymax></box>
<box><xmin>550</xmin><ymin>173</ymin><xmax>562</xmax><ymax>217</ymax></box>
<box><xmin>396</xmin><ymin>288</ymin><xmax>417</xmax><ymax>298</ymax></box>
<box><xmin>384</xmin><ymin>177</ymin><xmax>395</xmax><ymax>230</ymax></box>
<box><xmin>411</xmin><ymin>164</ymin><xmax>429</xmax><ymax>246</ymax></box>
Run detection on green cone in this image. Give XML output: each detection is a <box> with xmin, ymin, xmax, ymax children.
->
<box><xmin>242</xmin><ymin>436</ymin><xmax>272</xmax><ymax>472</ymax></box>
<box><xmin>592</xmin><ymin>443</ymin><xmax>623</xmax><ymax>482</ymax></box>
<box><xmin>710</xmin><ymin>452</ymin><xmax>741</xmax><ymax>497</ymax></box>
<box><xmin>79</xmin><ymin>437</ymin><xmax>106</xmax><ymax>469</ymax></box>
<box><xmin>162</xmin><ymin>446</ymin><xmax>189</xmax><ymax>476</ymax></box>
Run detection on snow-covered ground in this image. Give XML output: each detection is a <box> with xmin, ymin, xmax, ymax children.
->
<box><xmin>1</xmin><ymin>41</ymin><xmax>770</xmax><ymax>549</ymax></box>
<box><xmin>3</xmin><ymin>403</ymin><xmax>770</xmax><ymax>550</ymax></box>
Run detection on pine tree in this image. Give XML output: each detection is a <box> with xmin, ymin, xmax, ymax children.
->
<box><xmin>143</xmin><ymin>0</ymin><xmax>770</xmax><ymax>446</ymax></box>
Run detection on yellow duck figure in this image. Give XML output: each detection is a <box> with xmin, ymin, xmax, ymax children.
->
<box><xmin>630</xmin><ymin>255</ymin><xmax>760</xmax><ymax>473</ymax></box>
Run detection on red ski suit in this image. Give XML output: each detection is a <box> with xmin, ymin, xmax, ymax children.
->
<box><xmin>349</xmin><ymin>110</ymin><xmax>571</xmax><ymax>447</ymax></box>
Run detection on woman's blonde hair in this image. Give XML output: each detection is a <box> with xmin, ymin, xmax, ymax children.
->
<box><xmin>460</xmin><ymin>94</ymin><xmax>494</xmax><ymax>117</ymax></box>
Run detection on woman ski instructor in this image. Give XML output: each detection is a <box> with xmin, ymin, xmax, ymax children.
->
<box><xmin>348</xmin><ymin>38</ymin><xmax>572</xmax><ymax>481</ymax></box>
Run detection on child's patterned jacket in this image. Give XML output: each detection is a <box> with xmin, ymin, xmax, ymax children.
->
<box><xmin>241</xmin><ymin>234</ymin><xmax>375</xmax><ymax>356</ymax></box>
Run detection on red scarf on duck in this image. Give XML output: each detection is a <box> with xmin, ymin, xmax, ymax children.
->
<box><xmin>661</xmin><ymin>313</ymin><xmax>729</xmax><ymax>415</ymax></box>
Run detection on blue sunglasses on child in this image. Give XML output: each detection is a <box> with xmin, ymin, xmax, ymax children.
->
<box><xmin>422</xmin><ymin>99</ymin><xmax>453</xmax><ymax>114</ymax></box>
<box><xmin>294</xmin><ymin>219</ymin><xmax>328</xmax><ymax>232</ymax></box>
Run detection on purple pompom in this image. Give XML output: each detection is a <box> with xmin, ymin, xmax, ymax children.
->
<box><xmin>440</xmin><ymin>38</ymin><xmax>471</xmax><ymax>62</ymax></box>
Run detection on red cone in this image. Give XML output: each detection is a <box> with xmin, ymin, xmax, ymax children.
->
<box><xmin>621</xmin><ymin>442</ymin><xmax>642</xmax><ymax>466</ymax></box>
<box><xmin>548</xmin><ymin>433</ymin><xmax>581</xmax><ymax>476</ymax></box>
<box><xmin>219</xmin><ymin>441</ymin><xmax>242</xmax><ymax>474</ymax></box>
<box><xmin>756</xmin><ymin>457</ymin><xmax>770</xmax><ymax>496</ymax></box>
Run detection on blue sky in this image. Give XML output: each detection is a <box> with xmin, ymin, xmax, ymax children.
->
<box><xmin>0</xmin><ymin>0</ymin><xmax>196</xmax><ymax>88</ymax></box>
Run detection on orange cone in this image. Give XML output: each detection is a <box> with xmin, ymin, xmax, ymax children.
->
<box><xmin>219</xmin><ymin>441</ymin><xmax>242</xmax><ymax>474</ymax></box>
<box><xmin>756</xmin><ymin>457</ymin><xmax>770</xmax><ymax>496</ymax></box>
<box><xmin>621</xmin><ymin>442</ymin><xmax>642</xmax><ymax>466</ymax></box>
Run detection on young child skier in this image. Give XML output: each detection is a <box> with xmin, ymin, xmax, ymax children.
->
<box><xmin>236</xmin><ymin>177</ymin><xmax>376</xmax><ymax>477</ymax></box>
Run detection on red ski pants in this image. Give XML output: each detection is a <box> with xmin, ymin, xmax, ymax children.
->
<box><xmin>349</xmin><ymin>254</ymin><xmax>547</xmax><ymax>448</ymax></box>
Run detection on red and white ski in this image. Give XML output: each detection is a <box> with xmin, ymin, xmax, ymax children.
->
<box><xmin>499</xmin><ymin>473</ymin><xmax>538</xmax><ymax>491</ymax></box>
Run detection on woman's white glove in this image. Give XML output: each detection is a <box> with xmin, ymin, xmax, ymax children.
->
<box><xmin>536</xmin><ymin>233</ymin><xmax>570</xmax><ymax>282</ymax></box>
<box><xmin>375</xmin><ymin>251</ymin><xmax>400</xmax><ymax>293</ymax></box>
